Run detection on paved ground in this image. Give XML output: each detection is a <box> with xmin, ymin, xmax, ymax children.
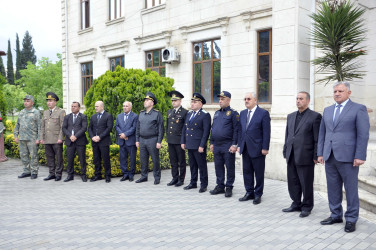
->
<box><xmin>1</xmin><ymin>159</ymin><xmax>376</xmax><ymax>249</ymax></box>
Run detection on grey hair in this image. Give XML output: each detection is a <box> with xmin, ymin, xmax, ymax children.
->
<box><xmin>123</xmin><ymin>101</ymin><xmax>133</xmax><ymax>107</ymax></box>
<box><xmin>245</xmin><ymin>92</ymin><xmax>257</xmax><ymax>99</ymax></box>
<box><xmin>333</xmin><ymin>81</ymin><xmax>350</xmax><ymax>90</ymax></box>
<box><xmin>298</xmin><ymin>91</ymin><xmax>310</xmax><ymax>101</ymax></box>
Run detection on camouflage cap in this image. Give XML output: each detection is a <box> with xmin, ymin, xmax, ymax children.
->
<box><xmin>24</xmin><ymin>95</ymin><xmax>35</xmax><ymax>102</ymax></box>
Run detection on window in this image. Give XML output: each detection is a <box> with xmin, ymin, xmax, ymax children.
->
<box><xmin>145</xmin><ymin>0</ymin><xmax>166</xmax><ymax>8</ymax></box>
<box><xmin>81</xmin><ymin>62</ymin><xmax>93</xmax><ymax>98</ymax></box>
<box><xmin>109</xmin><ymin>0</ymin><xmax>122</xmax><ymax>20</ymax></box>
<box><xmin>81</xmin><ymin>0</ymin><xmax>90</xmax><ymax>29</ymax></box>
<box><xmin>257</xmin><ymin>29</ymin><xmax>272</xmax><ymax>103</ymax></box>
<box><xmin>110</xmin><ymin>56</ymin><xmax>125</xmax><ymax>71</ymax></box>
<box><xmin>146</xmin><ymin>50</ymin><xmax>166</xmax><ymax>77</ymax></box>
<box><xmin>193</xmin><ymin>39</ymin><xmax>221</xmax><ymax>104</ymax></box>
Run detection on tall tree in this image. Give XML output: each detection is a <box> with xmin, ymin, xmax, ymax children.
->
<box><xmin>15</xmin><ymin>33</ymin><xmax>22</xmax><ymax>80</ymax></box>
<box><xmin>6</xmin><ymin>40</ymin><xmax>14</xmax><ymax>85</ymax></box>
<box><xmin>0</xmin><ymin>75</ymin><xmax>7</xmax><ymax>123</ymax></box>
<box><xmin>0</xmin><ymin>56</ymin><xmax>5</xmax><ymax>78</ymax></box>
<box><xmin>21</xmin><ymin>31</ymin><xmax>37</xmax><ymax>69</ymax></box>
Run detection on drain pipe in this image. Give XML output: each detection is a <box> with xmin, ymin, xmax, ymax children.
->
<box><xmin>309</xmin><ymin>0</ymin><xmax>315</xmax><ymax>110</ymax></box>
<box><xmin>64</xmin><ymin>0</ymin><xmax>69</xmax><ymax>110</ymax></box>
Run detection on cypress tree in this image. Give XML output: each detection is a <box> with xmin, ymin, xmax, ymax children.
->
<box><xmin>15</xmin><ymin>33</ymin><xmax>22</xmax><ymax>80</ymax></box>
<box><xmin>21</xmin><ymin>31</ymin><xmax>37</xmax><ymax>69</ymax></box>
<box><xmin>6</xmin><ymin>40</ymin><xmax>14</xmax><ymax>85</ymax></box>
<box><xmin>0</xmin><ymin>56</ymin><xmax>5</xmax><ymax>78</ymax></box>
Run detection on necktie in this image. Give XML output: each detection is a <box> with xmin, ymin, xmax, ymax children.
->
<box><xmin>246</xmin><ymin>110</ymin><xmax>252</xmax><ymax>128</ymax></box>
<box><xmin>189</xmin><ymin>111</ymin><xmax>196</xmax><ymax>123</ymax></box>
<box><xmin>73</xmin><ymin>114</ymin><xmax>77</xmax><ymax>124</ymax></box>
<box><xmin>333</xmin><ymin>104</ymin><xmax>342</xmax><ymax>126</ymax></box>
<box><xmin>97</xmin><ymin>113</ymin><xmax>102</xmax><ymax>124</ymax></box>
<box><xmin>49</xmin><ymin>110</ymin><xmax>52</xmax><ymax>116</ymax></box>
<box><xmin>124</xmin><ymin>114</ymin><xmax>128</xmax><ymax>123</ymax></box>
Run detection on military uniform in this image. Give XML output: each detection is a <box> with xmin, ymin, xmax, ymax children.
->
<box><xmin>14</xmin><ymin>100</ymin><xmax>41</xmax><ymax>175</ymax></box>
<box><xmin>41</xmin><ymin>92</ymin><xmax>66</xmax><ymax>179</ymax></box>
<box><xmin>136</xmin><ymin>92</ymin><xmax>164</xmax><ymax>183</ymax></box>
<box><xmin>166</xmin><ymin>91</ymin><xmax>188</xmax><ymax>186</ymax></box>
<box><xmin>210</xmin><ymin>104</ymin><xmax>239</xmax><ymax>194</ymax></box>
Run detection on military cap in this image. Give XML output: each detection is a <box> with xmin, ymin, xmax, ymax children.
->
<box><xmin>217</xmin><ymin>91</ymin><xmax>231</xmax><ymax>99</ymax></box>
<box><xmin>46</xmin><ymin>92</ymin><xmax>59</xmax><ymax>101</ymax></box>
<box><xmin>23</xmin><ymin>95</ymin><xmax>35</xmax><ymax>102</ymax></box>
<box><xmin>191</xmin><ymin>92</ymin><xmax>206</xmax><ymax>105</ymax></box>
<box><xmin>169</xmin><ymin>90</ymin><xmax>184</xmax><ymax>100</ymax></box>
<box><xmin>144</xmin><ymin>91</ymin><xmax>157</xmax><ymax>105</ymax></box>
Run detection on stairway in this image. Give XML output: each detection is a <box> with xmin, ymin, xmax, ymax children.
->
<box><xmin>358</xmin><ymin>176</ymin><xmax>376</xmax><ymax>214</ymax></box>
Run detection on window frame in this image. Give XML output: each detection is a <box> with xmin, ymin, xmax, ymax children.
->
<box><xmin>145</xmin><ymin>0</ymin><xmax>165</xmax><ymax>8</ymax></box>
<box><xmin>81</xmin><ymin>0</ymin><xmax>90</xmax><ymax>29</ymax></box>
<box><xmin>81</xmin><ymin>61</ymin><xmax>93</xmax><ymax>100</ymax></box>
<box><xmin>256</xmin><ymin>29</ymin><xmax>272</xmax><ymax>104</ymax></box>
<box><xmin>110</xmin><ymin>56</ymin><xmax>125</xmax><ymax>71</ymax></box>
<box><xmin>109</xmin><ymin>0</ymin><xmax>122</xmax><ymax>20</ymax></box>
<box><xmin>192</xmin><ymin>39</ymin><xmax>221</xmax><ymax>104</ymax></box>
<box><xmin>145</xmin><ymin>49</ymin><xmax>166</xmax><ymax>77</ymax></box>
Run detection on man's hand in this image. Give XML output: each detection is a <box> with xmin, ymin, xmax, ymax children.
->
<box><xmin>237</xmin><ymin>147</ymin><xmax>240</xmax><ymax>153</ymax></box>
<box><xmin>353</xmin><ymin>159</ymin><xmax>365</xmax><ymax>167</ymax></box>
<box><xmin>57</xmin><ymin>140</ymin><xmax>63</xmax><ymax>144</ymax></box>
<box><xmin>318</xmin><ymin>156</ymin><xmax>324</xmax><ymax>164</ymax></box>
<box><xmin>181</xmin><ymin>144</ymin><xmax>186</xmax><ymax>150</ymax></box>
<box><xmin>313</xmin><ymin>160</ymin><xmax>318</xmax><ymax>164</ymax></box>
<box><xmin>156</xmin><ymin>143</ymin><xmax>161</xmax><ymax>149</ymax></box>
<box><xmin>136</xmin><ymin>142</ymin><xmax>140</xmax><ymax>148</ymax></box>
<box><xmin>229</xmin><ymin>146</ymin><xmax>237</xmax><ymax>154</ymax></box>
<box><xmin>35</xmin><ymin>140</ymin><xmax>40</xmax><ymax>145</ymax></box>
<box><xmin>261</xmin><ymin>149</ymin><xmax>269</xmax><ymax>155</ymax></box>
<box><xmin>40</xmin><ymin>140</ymin><xmax>45</xmax><ymax>144</ymax></box>
<box><xmin>91</xmin><ymin>136</ymin><xmax>100</xmax><ymax>143</ymax></box>
<box><xmin>15</xmin><ymin>137</ymin><xmax>19</xmax><ymax>143</ymax></box>
<box><xmin>120</xmin><ymin>133</ymin><xmax>126</xmax><ymax>139</ymax></box>
<box><xmin>70</xmin><ymin>135</ymin><xmax>77</xmax><ymax>142</ymax></box>
<box><xmin>198</xmin><ymin>147</ymin><xmax>204</xmax><ymax>153</ymax></box>
<box><xmin>210</xmin><ymin>144</ymin><xmax>214</xmax><ymax>152</ymax></box>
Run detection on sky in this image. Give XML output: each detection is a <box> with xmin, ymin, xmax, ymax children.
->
<box><xmin>0</xmin><ymin>0</ymin><xmax>61</xmax><ymax>67</ymax></box>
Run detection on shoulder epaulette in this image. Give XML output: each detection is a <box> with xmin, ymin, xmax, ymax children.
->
<box><xmin>201</xmin><ymin>109</ymin><xmax>207</xmax><ymax>113</ymax></box>
<box><xmin>154</xmin><ymin>109</ymin><xmax>159</xmax><ymax>112</ymax></box>
<box><xmin>230</xmin><ymin>108</ymin><xmax>237</xmax><ymax>112</ymax></box>
<box><xmin>140</xmin><ymin>110</ymin><xmax>145</xmax><ymax>112</ymax></box>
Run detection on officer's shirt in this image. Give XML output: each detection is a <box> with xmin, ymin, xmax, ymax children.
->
<box><xmin>136</xmin><ymin>109</ymin><xmax>164</xmax><ymax>143</ymax></box>
<box><xmin>14</xmin><ymin>107</ymin><xmax>41</xmax><ymax>141</ymax></box>
<box><xmin>210</xmin><ymin>106</ymin><xmax>239</xmax><ymax>146</ymax></box>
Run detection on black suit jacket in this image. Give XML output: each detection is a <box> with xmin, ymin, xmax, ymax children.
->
<box><xmin>283</xmin><ymin>108</ymin><xmax>322</xmax><ymax>165</ymax></box>
<box><xmin>88</xmin><ymin>111</ymin><xmax>114</xmax><ymax>146</ymax></box>
<box><xmin>166</xmin><ymin>106</ymin><xmax>188</xmax><ymax>145</ymax></box>
<box><xmin>62</xmin><ymin>112</ymin><xmax>88</xmax><ymax>146</ymax></box>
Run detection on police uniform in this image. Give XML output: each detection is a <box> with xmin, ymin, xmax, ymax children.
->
<box><xmin>15</xmin><ymin>95</ymin><xmax>41</xmax><ymax>178</ymax></box>
<box><xmin>136</xmin><ymin>92</ymin><xmax>164</xmax><ymax>184</ymax></box>
<box><xmin>166</xmin><ymin>91</ymin><xmax>188</xmax><ymax>186</ymax></box>
<box><xmin>209</xmin><ymin>91</ymin><xmax>239</xmax><ymax>197</ymax></box>
<box><xmin>41</xmin><ymin>92</ymin><xmax>66</xmax><ymax>181</ymax></box>
<box><xmin>181</xmin><ymin>93</ymin><xmax>211</xmax><ymax>192</ymax></box>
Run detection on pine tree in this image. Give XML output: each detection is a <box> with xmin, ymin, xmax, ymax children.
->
<box><xmin>6</xmin><ymin>40</ymin><xmax>14</xmax><ymax>85</ymax></box>
<box><xmin>0</xmin><ymin>56</ymin><xmax>5</xmax><ymax>78</ymax></box>
<box><xmin>15</xmin><ymin>33</ymin><xmax>22</xmax><ymax>80</ymax></box>
<box><xmin>21</xmin><ymin>31</ymin><xmax>37</xmax><ymax>69</ymax></box>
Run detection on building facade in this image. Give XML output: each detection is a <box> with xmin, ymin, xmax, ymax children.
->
<box><xmin>62</xmin><ymin>0</ymin><xmax>376</xmax><ymax>190</ymax></box>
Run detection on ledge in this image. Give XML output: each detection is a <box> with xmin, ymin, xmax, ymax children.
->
<box><xmin>105</xmin><ymin>16</ymin><xmax>125</xmax><ymax>26</ymax></box>
<box><xmin>77</xmin><ymin>27</ymin><xmax>93</xmax><ymax>35</ymax></box>
<box><xmin>141</xmin><ymin>4</ymin><xmax>166</xmax><ymax>15</ymax></box>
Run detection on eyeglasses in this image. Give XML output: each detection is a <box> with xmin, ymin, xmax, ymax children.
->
<box><xmin>244</xmin><ymin>98</ymin><xmax>252</xmax><ymax>101</ymax></box>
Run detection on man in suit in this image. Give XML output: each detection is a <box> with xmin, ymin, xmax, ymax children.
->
<box><xmin>318</xmin><ymin>82</ymin><xmax>370</xmax><ymax>233</ymax></box>
<box><xmin>135</xmin><ymin>92</ymin><xmax>164</xmax><ymax>184</ymax></box>
<box><xmin>209</xmin><ymin>91</ymin><xmax>239</xmax><ymax>198</ymax></box>
<box><xmin>282</xmin><ymin>92</ymin><xmax>322</xmax><ymax>217</ymax></box>
<box><xmin>181</xmin><ymin>93</ymin><xmax>211</xmax><ymax>193</ymax></box>
<box><xmin>88</xmin><ymin>101</ymin><xmax>114</xmax><ymax>183</ymax></box>
<box><xmin>115</xmin><ymin>101</ymin><xmax>138</xmax><ymax>182</ymax></box>
<box><xmin>41</xmin><ymin>92</ymin><xmax>66</xmax><ymax>181</ymax></box>
<box><xmin>237</xmin><ymin>92</ymin><xmax>270</xmax><ymax>204</ymax></box>
<box><xmin>62</xmin><ymin>101</ymin><xmax>88</xmax><ymax>182</ymax></box>
<box><xmin>166</xmin><ymin>90</ymin><xmax>188</xmax><ymax>187</ymax></box>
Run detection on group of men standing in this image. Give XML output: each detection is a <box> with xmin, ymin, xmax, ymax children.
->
<box><xmin>13</xmin><ymin>80</ymin><xmax>370</xmax><ymax>233</ymax></box>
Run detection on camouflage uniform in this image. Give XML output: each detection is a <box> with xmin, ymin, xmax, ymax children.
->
<box><xmin>14</xmin><ymin>107</ymin><xmax>41</xmax><ymax>174</ymax></box>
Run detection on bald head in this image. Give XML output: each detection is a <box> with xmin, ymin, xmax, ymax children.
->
<box><xmin>95</xmin><ymin>101</ymin><xmax>104</xmax><ymax>113</ymax></box>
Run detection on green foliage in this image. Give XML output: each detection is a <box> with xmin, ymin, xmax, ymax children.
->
<box><xmin>3</xmin><ymin>84</ymin><xmax>27</xmax><ymax>118</ymax></box>
<box><xmin>17</xmin><ymin>55</ymin><xmax>62</xmax><ymax>109</ymax></box>
<box><xmin>0</xmin><ymin>56</ymin><xmax>5</xmax><ymax>78</ymax></box>
<box><xmin>21</xmin><ymin>31</ymin><xmax>37</xmax><ymax>69</ymax></box>
<box><xmin>310</xmin><ymin>0</ymin><xmax>367</xmax><ymax>84</ymax></box>
<box><xmin>6</xmin><ymin>40</ymin><xmax>14</xmax><ymax>85</ymax></box>
<box><xmin>84</xmin><ymin>67</ymin><xmax>175</xmax><ymax>143</ymax></box>
<box><xmin>5</xmin><ymin>120</ymin><xmax>16</xmax><ymax>133</ymax></box>
<box><xmin>0</xmin><ymin>75</ymin><xmax>7</xmax><ymax>123</ymax></box>
<box><xmin>15</xmin><ymin>33</ymin><xmax>22</xmax><ymax>81</ymax></box>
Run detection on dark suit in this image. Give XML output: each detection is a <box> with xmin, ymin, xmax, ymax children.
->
<box><xmin>62</xmin><ymin>112</ymin><xmax>88</xmax><ymax>176</ymax></box>
<box><xmin>318</xmin><ymin>99</ymin><xmax>369</xmax><ymax>223</ymax></box>
<box><xmin>238</xmin><ymin>106</ymin><xmax>270</xmax><ymax>197</ymax></box>
<box><xmin>88</xmin><ymin>111</ymin><xmax>114</xmax><ymax>178</ymax></box>
<box><xmin>115</xmin><ymin>111</ymin><xmax>138</xmax><ymax>178</ymax></box>
<box><xmin>166</xmin><ymin>106</ymin><xmax>188</xmax><ymax>182</ymax></box>
<box><xmin>283</xmin><ymin>108</ymin><xmax>322</xmax><ymax>212</ymax></box>
<box><xmin>181</xmin><ymin>108</ymin><xmax>211</xmax><ymax>188</ymax></box>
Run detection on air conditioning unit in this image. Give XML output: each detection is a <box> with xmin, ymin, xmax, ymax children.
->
<box><xmin>161</xmin><ymin>47</ymin><xmax>180</xmax><ymax>63</ymax></box>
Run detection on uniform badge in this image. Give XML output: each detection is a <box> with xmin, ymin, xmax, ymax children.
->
<box><xmin>226</xmin><ymin>111</ymin><xmax>231</xmax><ymax>116</ymax></box>
<box><xmin>236</xmin><ymin>115</ymin><xmax>240</xmax><ymax>121</ymax></box>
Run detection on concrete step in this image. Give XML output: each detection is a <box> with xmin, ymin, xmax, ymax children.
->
<box><xmin>359</xmin><ymin>176</ymin><xmax>376</xmax><ymax>195</ymax></box>
<box><xmin>359</xmin><ymin>188</ymin><xmax>376</xmax><ymax>214</ymax></box>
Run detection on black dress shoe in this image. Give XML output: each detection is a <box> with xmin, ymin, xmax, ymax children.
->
<box><xmin>239</xmin><ymin>192</ymin><xmax>255</xmax><ymax>201</ymax></box>
<box><xmin>18</xmin><ymin>173</ymin><xmax>31</xmax><ymax>178</ymax></box>
<box><xmin>55</xmin><ymin>176</ymin><xmax>62</xmax><ymax>181</ymax></box>
<box><xmin>31</xmin><ymin>174</ymin><xmax>38</xmax><ymax>179</ymax></box>
<box><xmin>120</xmin><ymin>175</ymin><xmax>129</xmax><ymax>182</ymax></box>
<box><xmin>90</xmin><ymin>176</ymin><xmax>102</xmax><ymax>182</ymax></box>
<box><xmin>44</xmin><ymin>175</ymin><xmax>56</xmax><ymax>181</ymax></box>
<box><xmin>81</xmin><ymin>175</ymin><xmax>87</xmax><ymax>182</ymax></box>
<box><xmin>154</xmin><ymin>179</ymin><xmax>160</xmax><ymax>185</ymax></box>
<box><xmin>282</xmin><ymin>205</ymin><xmax>301</xmax><ymax>213</ymax></box>
<box><xmin>320</xmin><ymin>217</ymin><xmax>343</xmax><ymax>225</ymax></box>
<box><xmin>167</xmin><ymin>179</ymin><xmax>178</xmax><ymax>186</ymax></box>
<box><xmin>199</xmin><ymin>187</ymin><xmax>207</xmax><ymax>193</ymax></box>
<box><xmin>106</xmin><ymin>177</ymin><xmax>111</xmax><ymax>183</ymax></box>
<box><xmin>299</xmin><ymin>211</ymin><xmax>311</xmax><ymax>218</ymax></box>
<box><xmin>225</xmin><ymin>187</ymin><xmax>233</xmax><ymax>198</ymax></box>
<box><xmin>129</xmin><ymin>176</ymin><xmax>134</xmax><ymax>182</ymax></box>
<box><xmin>183</xmin><ymin>183</ymin><xmax>197</xmax><ymax>190</ymax></box>
<box><xmin>344</xmin><ymin>222</ymin><xmax>356</xmax><ymax>233</ymax></box>
<box><xmin>210</xmin><ymin>185</ymin><xmax>225</xmax><ymax>195</ymax></box>
<box><xmin>253</xmin><ymin>196</ymin><xmax>261</xmax><ymax>205</ymax></box>
<box><xmin>135</xmin><ymin>177</ymin><xmax>148</xmax><ymax>183</ymax></box>
<box><xmin>64</xmin><ymin>175</ymin><xmax>74</xmax><ymax>182</ymax></box>
<box><xmin>175</xmin><ymin>181</ymin><xmax>184</xmax><ymax>187</ymax></box>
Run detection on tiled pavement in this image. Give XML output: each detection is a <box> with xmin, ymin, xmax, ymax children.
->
<box><xmin>1</xmin><ymin>159</ymin><xmax>376</xmax><ymax>249</ymax></box>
